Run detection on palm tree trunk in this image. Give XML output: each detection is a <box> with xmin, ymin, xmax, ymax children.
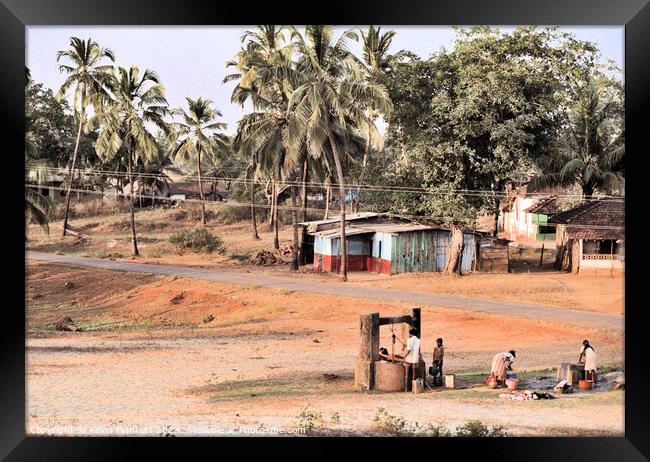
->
<box><xmin>127</xmin><ymin>149</ymin><xmax>139</xmax><ymax>256</ymax></box>
<box><xmin>324</xmin><ymin>184</ymin><xmax>331</xmax><ymax>219</ymax></box>
<box><xmin>444</xmin><ymin>225</ymin><xmax>464</xmax><ymax>275</ymax></box>
<box><xmin>290</xmin><ymin>185</ymin><xmax>299</xmax><ymax>271</ymax></box>
<box><xmin>299</xmin><ymin>157</ymin><xmax>308</xmax><ymax>265</ymax></box>
<box><xmin>328</xmin><ymin>134</ymin><xmax>347</xmax><ymax>282</ymax></box>
<box><xmin>273</xmin><ymin>163</ymin><xmax>281</xmax><ymax>250</ymax></box>
<box><xmin>492</xmin><ymin>190</ymin><xmax>500</xmax><ymax>238</ymax></box>
<box><xmin>61</xmin><ymin>116</ymin><xmax>84</xmax><ymax>236</ymax></box>
<box><xmin>268</xmin><ymin>180</ymin><xmax>275</xmax><ymax>226</ymax></box>
<box><xmin>355</xmin><ymin>125</ymin><xmax>372</xmax><ymax>213</ymax></box>
<box><xmin>197</xmin><ymin>142</ymin><xmax>206</xmax><ymax>225</ymax></box>
<box><xmin>251</xmin><ymin>177</ymin><xmax>260</xmax><ymax>240</ymax></box>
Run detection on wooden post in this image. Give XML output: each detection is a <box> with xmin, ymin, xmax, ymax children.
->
<box><xmin>539</xmin><ymin>243</ymin><xmax>545</xmax><ymax>267</ymax></box>
<box><xmin>355</xmin><ymin>313</ymin><xmax>379</xmax><ymax>389</ymax></box>
<box><xmin>411</xmin><ymin>307</ymin><xmax>421</xmax><ymax>339</ymax></box>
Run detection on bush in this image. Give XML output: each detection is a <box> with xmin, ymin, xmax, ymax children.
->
<box><xmin>456</xmin><ymin>420</ymin><xmax>507</xmax><ymax>437</ymax></box>
<box><xmin>372</xmin><ymin>407</ymin><xmax>411</xmax><ymax>435</ymax></box>
<box><xmin>423</xmin><ymin>423</ymin><xmax>452</xmax><ymax>437</ymax></box>
<box><xmin>54</xmin><ymin>197</ymin><xmax>131</xmax><ymax>220</ymax></box>
<box><xmin>168</xmin><ymin>227</ymin><xmax>223</xmax><ymax>254</ymax></box>
<box><xmin>296</xmin><ymin>406</ymin><xmax>323</xmax><ymax>434</ymax></box>
<box><xmin>172</xmin><ymin>203</ymin><xmax>217</xmax><ymax>222</ymax></box>
<box><xmin>215</xmin><ymin>203</ymin><xmax>265</xmax><ymax>224</ymax></box>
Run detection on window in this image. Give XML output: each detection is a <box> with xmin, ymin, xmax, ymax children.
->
<box><xmin>583</xmin><ymin>239</ymin><xmax>617</xmax><ymax>255</ymax></box>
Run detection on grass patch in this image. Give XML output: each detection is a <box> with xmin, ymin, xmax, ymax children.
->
<box><xmin>193</xmin><ymin>371</ymin><xmax>356</xmax><ymax>402</ymax></box>
<box><xmin>169</xmin><ymin>227</ymin><xmax>223</xmax><ymax>254</ymax></box>
<box><xmin>213</xmin><ymin>317</ymin><xmax>269</xmax><ymax>329</ymax></box>
<box><xmin>228</xmin><ymin>251</ymin><xmax>254</xmax><ymax>262</ymax></box>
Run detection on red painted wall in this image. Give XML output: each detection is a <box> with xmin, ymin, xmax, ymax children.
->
<box><xmin>313</xmin><ymin>254</ymin><xmax>374</xmax><ymax>272</ymax></box>
<box><xmin>369</xmin><ymin>257</ymin><xmax>391</xmax><ymax>275</ymax></box>
<box><xmin>314</xmin><ymin>253</ymin><xmax>392</xmax><ymax>275</ymax></box>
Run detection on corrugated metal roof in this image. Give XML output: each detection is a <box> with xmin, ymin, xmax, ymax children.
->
<box><xmin>316</xmin><ymin>226</ymin><xmax>377</xmax><ymax>237</ymax></box>
<box><xmin>315</xmin><ymin>222</ymin><xmax>444</xmax><ymax>238</ymax></box>
<box><xmin>296</xmin><ymin>212</ymin><xmax>378</xmax><ymax>227</ymax></box>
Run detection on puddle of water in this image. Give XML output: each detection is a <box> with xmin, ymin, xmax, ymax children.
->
<box><xmin>521</xmin><ymin>374</ymin><xmax>617</xmax><ymax>393</ymax></box>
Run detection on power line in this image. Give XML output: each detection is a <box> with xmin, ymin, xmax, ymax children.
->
<box><xmin>27</xmin><ymin>166</ymin><xmax>625</xmax><ymax>201</ymax></box>
<box><xmin>26</xmin><ymin>183</ymin><xmax>625</xmax><ymax>230</ymax></box>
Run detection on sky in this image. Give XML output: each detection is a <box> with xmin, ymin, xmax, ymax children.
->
<box><xmin>26</xmin><ymin>26</ymin><xmax>624</xmax><ymax>135</ymax></box>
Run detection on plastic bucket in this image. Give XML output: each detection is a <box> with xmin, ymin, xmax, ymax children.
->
<box><xmin>579</xmin><ymin>379</ymin><xmax>594</xmax><ymax>390</ymax></box>
<box><xmin>506</xmin><ymin>378</ymin><xmax>519</xmax><ymax>390</ymax></box>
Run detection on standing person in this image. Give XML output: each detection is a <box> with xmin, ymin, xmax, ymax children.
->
<box><xmin>401</xmin><ymin>328</ymin><xmax>421</xmax><ymax>390</ymax></box>
<box><xmin>490</xmin><ymin>350</ymin><xmax>516</xmax><ymax>383</ymax></box>
<box><xmin>578</xmin><ymin>340</ymin><xmax>597</xmax><ymax>381</ymax></box>
<box><xmin>432</xmin><ymin>338</ymin><xmax>445</xmax><ymax>385</ymax></box>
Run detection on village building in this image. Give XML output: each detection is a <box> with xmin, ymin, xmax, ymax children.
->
<box><xmin>26</xmin><ymin>163</ymin><xmax>64</xmax><ymax>200</ymax></box>
<box><xmin>498</xmin><ymin>181</ymin><xmax>563</xmax><ymax>242</ymax></box>
<box><xmin>549</xmin><ymin>199</ymin><xmax>624</xmax><ymax>274</ymax></box>
<box><xmin>166</xmin><ymin>182</ymin><xmax>227</xmax><ymax>202</ymax></box>
<box><xmin>298</xmin><ymin>213</ymin><xmax>509</xmax><ymax>275</ymax></box>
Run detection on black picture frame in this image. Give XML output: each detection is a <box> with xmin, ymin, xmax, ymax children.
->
<box><xmin>4</xmin><ymin>0</ymin><xmax>649</xmax><ymax>459</ymax></box>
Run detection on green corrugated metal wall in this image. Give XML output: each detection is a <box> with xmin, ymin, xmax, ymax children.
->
<box><xmin>390</xmin><ymin>230</ymin><xmax>477</xmax><ymax>274</ymax></box>
<box><xmin>390</xmin><ymin>230</ymin><xmax>439</xmax><ymax>274</ymax></box>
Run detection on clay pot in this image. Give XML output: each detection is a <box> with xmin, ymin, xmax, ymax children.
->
<box><xmin>579</xmin><ymin>379</ymin><xmax>594</xmax><ymax>390</ymax></box>
<box><xmin>487</xmin><ymin>378</ymin><xmax>498</xmax><ymax>389</ymax></box>
<box><xmin>506</xmin><ymin>378</ymin><xmax>519</xmax><ymax>390</ymax></box>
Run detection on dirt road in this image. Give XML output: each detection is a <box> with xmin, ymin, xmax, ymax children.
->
<box><xmin>27</xmin><ymin>251</ymin><xmax>622</xmax><ymax>332</ymax></box>
<box><xmin>26</xmin><ymin>330</ymin><xmax>624</xmax><ymax>437</ymax></box>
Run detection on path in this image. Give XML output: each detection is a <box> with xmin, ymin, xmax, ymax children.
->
<box><xmin>26</xmin><ymin>251</ymin><xmax>623</xmax><ymax>332</ymax></box>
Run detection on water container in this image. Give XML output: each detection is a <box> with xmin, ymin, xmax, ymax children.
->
<box><xmin>506</xmin><ymin>378</ymin><xmax>519</xmax><ymax>390</ymax></box>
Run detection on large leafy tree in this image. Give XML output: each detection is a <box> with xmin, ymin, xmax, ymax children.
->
<box><xmin>529</xmin><ymin>72</ymin><xmax>624</xmax><ymax>197</ymax></box>
<box><xmin>56</xmin><ymin>37</ymin><xmax>115</xmax><ymax>236</ymax></box>
<box><xmin>287</xmin><ymin>25</ymin><xmax>392</xmax><ymax>281</ymax></box>
<box><xmin>94</xmin><ymin>66</ymin><xmax>169</xmax><ymax>256</ymax></box>
<box><xmin>171</xmin><ymin>97</ymin><xmax>228</xmax><ymax>225</ymax></box>
<box><xmin>372</xmin><ymin>27</ymin><xmax>599</xmax><ymax>274</ymax></box>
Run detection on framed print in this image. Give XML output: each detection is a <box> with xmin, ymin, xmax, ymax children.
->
<box><xmin>3</xmin><ymin>0</ymin><xmax>649</xmax><ymax>458</ymax></box>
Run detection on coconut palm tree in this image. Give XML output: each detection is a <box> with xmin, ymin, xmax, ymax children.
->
<box><xmin>56</xmin><ymin>37</ymin><xmax>115</xmax><ymax>236</ymax></box>
<box><xmin>25</xmin><ymin>188</ymin><xmax>53</xmax><ymax>234</ymax></box>
<box><xmin>170</xmin><ymin>97</ymin><xmax>228</xmax><ymax>225</ymax></box>
<box><xmin>94</xmin><ymin>66</ymin><xmax>169</xmax><ymax>256</ymax></box>
<box><xmin>530</xmin><ymin>74</ymin><xmax>624</xmax><ymax>198</ymax></box>
<box><xmin>355</xmin><ymin>26</ymin><xmax>396</xmax><ymax>211</ymax></box>
<box><xmin>226</xmin><ymin>26</ymin><xmax>297</xmax><ymax>250</ymax></box>
<box><xmin>287</xmin><ymin>26</ymin><xmax>392</xmax><ymax>281</ymax></box>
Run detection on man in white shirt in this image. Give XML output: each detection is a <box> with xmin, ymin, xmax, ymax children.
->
<box><xmin>402</xmin><ymin>328</ymin><xmax>421</xmax><ymax>390</ymax></box>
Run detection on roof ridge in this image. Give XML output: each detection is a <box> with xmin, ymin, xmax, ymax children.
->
<box><xmin>565</xmin><ymin>199</ymin><xmax>604</xmax><ymax>223</ymax></box>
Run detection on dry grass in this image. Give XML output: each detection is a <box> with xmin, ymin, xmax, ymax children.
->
<box><xmin>27</xmin><ymin>203</ymin><xmax>623</xmax><ymax>315</ymax></box>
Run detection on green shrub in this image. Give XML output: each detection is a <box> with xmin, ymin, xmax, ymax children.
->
<box><xmin>456</xmin><ymin>420</ymin><xmax>507</xmax><ymax>437</ymax></box>
<box><xmin>168</xmin><ymin>227</ymin><xmax>223</xmax><ymax>254</ymax></box>
<box><xmin>423</xmin><ymin>423</ymin><xmax>452</xmax><ymax>437</ymax></box>
<box><xmin>54</xmin><ymin>197</ymin><xmax>130</xmax><ymax>220</ymax></box>
<box><xmin>372</xmin><ymin>407</ymin><xmax>409</xmax><ymax>435</ymax></box>
<box><xmin>215</xmin><ymin>204</ymin><xmax>261</xmax><ymax>224</ymax></box>
<box><xmin>296</xmin><ymin>406</ymin><xmax>323</xmax><ymax>434</ymax></box>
